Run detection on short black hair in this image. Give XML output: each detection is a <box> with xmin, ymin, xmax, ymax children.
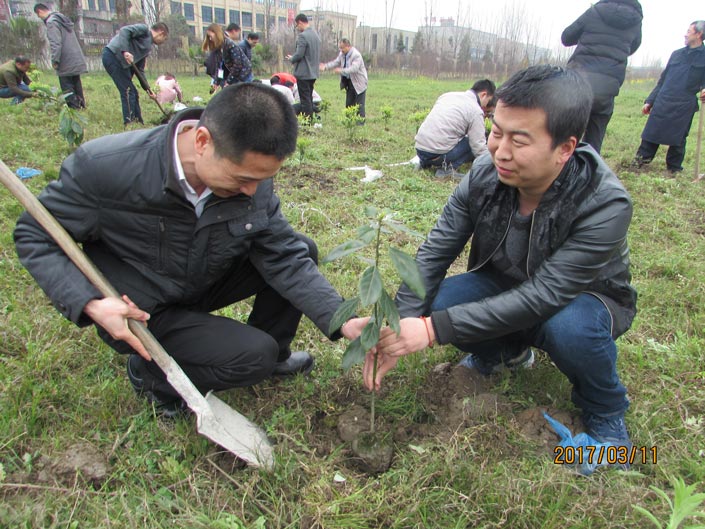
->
<box><xmin>151</xmin><ymin>22</ymin><xmax>169</xmax><ymax>35</ymax></box>
<box><xmin>495</xmin><ymin>65</ymin><xmax>592</xmax><ymax>148</ymax></box>
<box><xmin>248</xmin><ymin>32</ymin><xmax>259</xmax><ymax>40</ymax></box>
<box><xmin>15</xmin><ymin>56</ymin><xmax>31</xmax><ymax>65</ymax></box>
<box><xmin>270</xmin><ymin>75</ymin><xmax>281</xmax><ymax>85</ymax></box>
<box><xmin>226</xmin><ymin>22</ymin><xmax>240</xmax><ymax>32</ymax></box>
<box><xmin>199</xmin><ymin>83</ymin><xmax>298</xmax><ymax>162</ymax></box>
<box><xmin>33</xmin><ymin>3</ymin><xmax>49</xmax><ymax>13</ymax></box>
<box><xmin>471</xmin><ymin>79</ymin><xmax>496</xmax><ymax>96</ymax></box>
<box><xmin>294</xmin><ymin>13</ymin><xmax>308</xmax><ymax>24</ymax></box>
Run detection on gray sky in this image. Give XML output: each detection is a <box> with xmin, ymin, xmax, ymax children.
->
<box><xmin>299</xmin><ymin>0</ymin><xmax>701</xmax><ymax>67</ymax></box>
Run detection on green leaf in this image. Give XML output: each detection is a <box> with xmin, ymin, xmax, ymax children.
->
<box><xmin>357</xmin><ymin>225</ymin><xmax>377</xmax><ymax>244</ymax></box>
<box><xmin>71</xmin><ymin>120</ymin><xmax>83</xmax><ymax>134</ymax></box>
<box><xmin>322</xmin><ymin>239</ymin><xmax>367</xmax><ymax>263</ymax></box>
<box><xmin>631</xmin><ymin>505</ymin><xmax>662</xmax><ymax>529</ymax></box>
<box><xmin>381</xmin><ymin>217</ymin><xmax>425</xmax><ymax>239</ymax></box>
<box><xmin>341</xmin><ymin>337</ymin><xmax>366</xmax><ymax>370</ymax></box>
<box><xmin>379</xmin><ymin>288</ymin><xmax>400</xmax><ymax>335</ymax></box>
<box><xmin>389</xmin><ymin>247</ymin><xmax>426</xmax><ymax>300</ymax></box>
<box><xmin>360</xmin><ymin>318</ymin><xmax>380</xmax><ymax>351</ymax></box>
<box><xmin>328</xmin><ymin>296</ymin><xmax>359</xmax><ymax>335</ymax></box>
<box><xmin>359</xmin><ymin>266</ymin><xmax>383</xmax><ymax>306</ymax></box>
<box><xmin>364</xmin><ymin>205</ymin><xmax>379</xmax><ymax>219</ymax></box>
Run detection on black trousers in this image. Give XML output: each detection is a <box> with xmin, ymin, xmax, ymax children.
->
<box><xmin>296</xmin><ymin>78</ymin><xmax>316</xmax><ymax>120</ymax></box>
<box><xmin>636</xmin><ymin>139</ymin><xmax>687</xmax><ymax>172</ymax></box>
<box><xmin>58</xmin><ymin>75</ymin><xmax>85</xmax><ymax>109</ymax></box>
<box><xmin>344</xmin><ymin>85</ymin><xmax>366</xmax><ymax>118</ymax></box>
<box><xmin>99</xmin><ymin>234</ymin><xmax>317</xmax><ymax>400</ymax></box>
<box><xmin>582</xmin><ymin>92</ymin><xmax>614</xmax><ymax>154</ymax></box>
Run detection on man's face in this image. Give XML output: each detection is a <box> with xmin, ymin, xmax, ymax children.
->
<box><xmin>227</xmin><ymin>29</ymin><xmax>240</xmax><ymax>40</ymax></box>
<box><xmin>193</xmin><ymin>128</ymin><xmax>283</xmax><ymax>198</ymax></box>
<box><xmin>35</xmin><ymin>8</ymin><xmax>49</xmax><ymax>20</ymax></box>
<box><xmin>152</xmin><ymin>31</ymin><xmax>168</xmax><ymax>45</ymax></box>
<box><xmin>338</xmin><ymin>43</ymin><xmax>351</xmax><ymax>54</ymax></box>
<box><xmin>488</xmin><ymin>101</ymin><xmax>575</xmax><ymax>195</ymax></box>
<box><xmin>295</xmin><ymin>20</ymin><xmax>305</xmax><ymax>32</ymax></box>
<box><xmin>248</xmin><ymin>36</ymin><xmax>259</xmax><ymax>46</ymax></box>
<box><xmin>477</xmin><ymin>91</ymin><xmax>493</xmax><ymax>109</ymax></box>
<box><xmin>15</xmin><ymin>61</ymin><xmax>31</xmax><ymax>73</ymax></box>
<box><xmin>685</xmin><ymin>24</ymin><xmax>704</xmax><ymax>47</ymax></box>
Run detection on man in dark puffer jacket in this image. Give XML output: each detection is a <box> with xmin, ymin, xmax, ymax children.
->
<box><xmin>562</xmin><ymin>0</ymin><xmax>643</xmax><ymax>153</ymax></box>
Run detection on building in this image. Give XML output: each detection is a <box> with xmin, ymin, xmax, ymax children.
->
<box><xmin>356</xmin><ymin>25</ymin><xmax>415</xmax><ymax>55</ymax></box>
<box><xmin>301</xmin><ymin>8</ymin><xmax>355</xmax><ymax>44</ymax></box>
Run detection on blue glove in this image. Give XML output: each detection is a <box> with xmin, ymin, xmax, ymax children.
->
<box><xmin>543</xmin><ymin>412</ymin><xmax>612</xmax><ymax>476</ymax></box>
<box><xmin>16</xmin><ymin>167</ymin><xmax>42</xmax><ymax>180</ymax></box>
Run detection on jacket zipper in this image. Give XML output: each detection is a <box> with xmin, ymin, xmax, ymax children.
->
<box><xmin>525</xmin><ymin>210</ymin><xmax>536</xmax><ymax>278</ymax></box>
<box><xmin>158</xmin><ymin>217</ymin><xmax>167</xmax><ymax>270</ymax></box>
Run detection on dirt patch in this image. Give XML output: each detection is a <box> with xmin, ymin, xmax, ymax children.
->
<box><xmin>515</xmin><ymin>406</ymin><xmax>584</xmax><ymax>454</ymax></box>
<box><xmin>16</xmin><ymin>441</ymin><xmax>111</xmax><ymax>489</ymax></box>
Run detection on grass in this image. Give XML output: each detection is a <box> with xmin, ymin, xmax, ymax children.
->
<box><xmin>1</xmin><ymin>71</ymin><xmax>705</xmax><ymax>528</ymax></box>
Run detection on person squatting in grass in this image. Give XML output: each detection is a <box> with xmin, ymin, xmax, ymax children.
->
<box><xmin>350</xmin><ymin>65</ymin><xmax>638</xmax><ymax>466</ymax></box>
<box><xmin>414</xmin><ymin>79</ymin><xmax>496</xmax><ymax>179</ymax></box>
<box><xmin>101</xmin><ymin>21</ymin><xmax>169</xmax><ymax>126</ymax></box>
<box><xmin>13</xmin><ymin>84</ymin><xmax>365</xmax><ymax>419</ymax></box>
<box><xmin>201</xmin><ymin>23</ymin><xmax>252</xmax><ymax>94</ymax></box>
<box><xmin>0</xmin><ymin>56</ymin><xmax>35</xmax><ymax>104</ymax></box>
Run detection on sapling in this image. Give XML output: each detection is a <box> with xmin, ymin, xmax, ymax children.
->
<box><xmin>340</xmin><ymin>104</ymin><xmax>364</xmax><ymax>141</ymax></box>
<box><xmin>323</xmin><ymin>206</ymin><xmax>426</xmax><ymax>433</ymax></box>
<box><xmin>32</xmin><ymin>85</ymin><xmax>87</xmax><ymax>148</ymax></box>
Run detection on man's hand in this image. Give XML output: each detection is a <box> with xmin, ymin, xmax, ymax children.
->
<box><xmin>83</xmin><ymin>295</ymin><xmax>151</xmax><ymax>360</ymax></box>
<box><xmin>700</xmin><ymin>89</ymin><xmax>705</xmax><ymax>102</ymax></box>
<box><xmin>147</xmin><ymin>90</ymin><xmax>158</xmax><ymax>100</ymax></box>
<box><xmin>285</xmin><ymin>54</ymin><xmax>292</xmax><ymax>60</ymax></box>
<box><xmin>122</xmin><ymin>51</ymin><xmax>134</xmax><ymax>65</ymax></box>
<box><xmin>362</xmin><ymin>349</ymin><xmax>399</xmax><ymax>391</ymax></box>
<box><xmin>377</xmin><ymin>317</ymin><xmax>434</xmax><ymax>357</ymax></box>
<box><xmin>642</xmin><ymin>103</ymin><xmax>652</xmax><ymax>115</ymax></box>
<box><xmin>341</xmin><ymin>316</ymin><xmax>370</xmax><ymax>341</ymax></box>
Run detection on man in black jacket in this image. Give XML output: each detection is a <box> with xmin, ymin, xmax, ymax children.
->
<box><xmin>14</xmin><ymin>84</ymin><xmax>363</xmax><ymax>418</ymax></box>
<box><xmin>357</xmin><ymin>66</ymin><xmax>637</xmax><ymax>464</ymax></box>
<box><xmin>562</xmin><ymin>0</ymin><xmax>642</xmax><ymax>153</ymax></box>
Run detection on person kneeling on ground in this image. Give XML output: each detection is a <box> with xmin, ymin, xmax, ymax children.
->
<box><xmin>0</xmin><ymin>56</ymin><xmax>35</xmax><ymax>105</ymax></box>
<box><xmin>14</xmin><ymin>83</ymin><xmax>365</xmax><ymax>419</ymax></box>
<box><xmin>415</xmin><ymin>79</ymin><xmax>496</xmax><ymax>179</ymax></box>
<box><xmin>352</xmin><ymin>65</ymin><xmax>637</xmax><ymax>469</ymax></box>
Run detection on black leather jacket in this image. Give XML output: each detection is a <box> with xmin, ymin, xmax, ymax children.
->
<box><xmin>14</xmin><ymin>108</ymin><xmax>344</xmax><ymax>336</ymax></box>
<box><xmin>396</xmin><ymin>146</ymin><xmax>637</xmax><ymax>345</ymax></box>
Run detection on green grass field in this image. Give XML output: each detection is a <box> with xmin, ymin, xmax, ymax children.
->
<box><xmin>1</xmin><ymin>70</ymin><xmax>704</xmax><ymax>528</ymax></box>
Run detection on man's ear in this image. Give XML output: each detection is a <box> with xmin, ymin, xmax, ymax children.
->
<box><xmin>194</xmin><ymin>127</ymin><xmax>212</xmax><ymax>155</ymax></box>
<box><xmin>556</xmin><ymin>137</ymin><xmax>578</xmax><ymax>164</ymax></box>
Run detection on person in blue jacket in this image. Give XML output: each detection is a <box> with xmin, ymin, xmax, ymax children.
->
<box><xmin>632</xmin><ymin>21</ymin><xmax>705</xmax><ymax>175</ymax></box>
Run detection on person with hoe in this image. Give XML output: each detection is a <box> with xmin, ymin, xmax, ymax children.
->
<box><xmin>320</xmin><ymin>38</ymin><xmax>368</xmax><ymax>122</ymax></box>
<box><xmin>102</xmin><ymin>21</ymin><xmax>169</xmax><ymax>126</ymax></box>
<box><xmin>631</xmin><ymin>20</ymin><xmax>705</xmax><ymax>176</ymax></box>
<box><xmin>33</xmin><ymin>2</ymin><xmax>88</xmax><ymax>109</ymax></box>
<box><xmin>14</xmin><ymin>84</ymin><xmax>365</xmax><ymax>418</ymax></box>
<box><xmin>356</xmin><ymin>65</ymin><xmax>638</xmax><ymax>469</ymax></box>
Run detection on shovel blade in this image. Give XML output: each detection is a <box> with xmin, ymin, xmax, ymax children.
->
<box><xmin>196</xmin><ymin>392</ymin><xmax>275</xmax><ymax>470</ymax></box>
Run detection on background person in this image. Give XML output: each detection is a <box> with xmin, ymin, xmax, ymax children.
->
<box><xmin>286</xmin><ymin>14</ymin><xmax>320</xmax><ymax>123</ymax></box>
<box><xmin>358</xmin><ymin>65</ymin><xmax>637</xmax><ymax>465</ymax></box>
<box><xmin>269</xmin><ymin>74</ymin><xmax>295</xmax><ymax>105</ymax></box>
<box><xmin>154</xmin><ymin>72</ymin><xmax>182</xmax><ymax>105</ymax></box>
<box><xmin>102</xmin><ymin>22</ymin><xmax>169</xmax><ymax>125</ymax></box>
<box><xmin>201</xmin><ymin>23</ymin><xmax>251</xmax><ymax>91</ymax></box>
<box><xmin>14</xmin><ymin>83</ymin><xmax>364</xmax><ymax>419</ymax></box>
<box><xmin>561</xmin><ymin>0</ymin><xmax>643</xmax><ymax>153</ymax></box>
<box><xmin>631</xmin><ymin>20</ymin><xmax>705</xmax><ymax>175</ymax></box>
<box><xmin>239</xmin><ymin>32</ymin><xmax>259</xmax><ymax>63</ymax></box>
<box><xmin>225</xmin><ymin>23</ymin><xmax>241</xmax><ymax>42</ymax></box>
<box><xmin>0</xmin><ymin>56</ymin><xmax>34</xmax><ymax>104</ymax></box>
<box><xmin>321</xmin><ymin>38</ymin><xmax>368</xmax><ymax>122</ymax></box>
<box><xmin>33</xmin><ymin>2</ymin><xmax>88</xmax><ymax>109</ymax></box>
<box><xmin>415</xmin><ymin>79</ymin><xmax>496</xmax><ymax>178</ymax></box>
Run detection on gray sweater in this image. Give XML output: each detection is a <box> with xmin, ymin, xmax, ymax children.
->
<box><xmin>105</xmin><ymin>24</ymin><xmax>154</xmax><ymax>69</ymax></box>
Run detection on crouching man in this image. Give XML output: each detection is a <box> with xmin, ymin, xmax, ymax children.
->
<box><xmin>358</xmin><ymin>65</ymin><xmax>638</xmax><ymax>461</ymax></box>
<box><xmin>14</xmin><ymin>83</ymin><xmax>363</xmax><ymax>418</ymax></box>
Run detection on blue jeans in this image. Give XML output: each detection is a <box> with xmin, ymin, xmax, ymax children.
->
<box><xmin>0</xmin><ymin>83</ymin><xmax>32</xmax><ymax>104</ymax></box>
<box><xmin>417</xmin><ymin>138</ymin><xmax>475</xmax><ymax>169</ymax></box>
<box><xmin>102</xmin><ymin>47</ymin><xmax>143</xmax><ymax>124</ymax></box>
<box><xmin>431</xmin><ymin>270</ymin><xmax>629</xmax><ymax>416</ymax></box>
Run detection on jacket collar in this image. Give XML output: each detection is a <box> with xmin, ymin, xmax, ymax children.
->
<box><xmin>162</xmin><ymin>107</ymin><xmax>205</xmax><ymax>196</ymax></box>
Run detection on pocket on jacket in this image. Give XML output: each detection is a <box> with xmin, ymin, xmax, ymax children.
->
<box><xmin>226</xmin><ymin>209</ymin><xmax>268</xmax><ymax>237</ymax></box>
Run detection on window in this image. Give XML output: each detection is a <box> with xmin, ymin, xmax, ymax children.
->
<box><xmin>201</xmin><ymin>6</ymin><xmax>212</xmax><ymax>23</ymax></box>
<box><xmin>214</xmin><ymin>7</ymin><xmax>225</xmax><ymax>24</ymax></box>
<box><xmin>188</xmin><ymin>25</ymin><xmax>195</xmax><ymax>36</ymax></box>
<box><xmin>278</xmin><ymin>16</ymin><xmax>286</xmax><ymax>27</ymax></box>
<box><xmin>255</xmin><ymin>13</ymin><xmax>264</xmax><ymax>29</ymax></box>
<box><xmin>87</xmin><ymin>0</ymin><xmax>95</xmax><ymax>10</ymax></box>
<box><xmin>108</xmin><ymin>0</ymin><xmax>115</xmax><ymax>11</ymax></box>
<box><xmin>229</xmin><ymin>9</ymin><xmax>240</xmax><ymax>25</ymax></box>
<box><xmin>371</xmin><ymin>34</ymin><xmax>377</xmax><ymax>51</ymax></box>
<box><xmin>170</xmin><ymin>1</ymin><xmax>181</xmax><ymax>15</ymax></box>
<box><xmin>183</xmin><ymin>2</ymin><xmax>194</xmax><ymax>21</ymax></box>
<box><xmin>241</xmin><ymin>11</ymin><xmax>252</xmax><ymax>28</ymax></box>
<box><xmin>97</xmin><ymin>0</ymin><xmax>106</xmax><ymax>10</ymax></box>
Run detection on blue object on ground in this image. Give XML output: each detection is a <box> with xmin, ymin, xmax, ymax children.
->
<box><xmin>16</xmin><ymin>167</ymin><xmax>42</xmax><ymax>180</ymax></box>
<box><xmin>543</xmin><ymin>412</ymin><xmax>612</xmax><ymax>476</ymax></box>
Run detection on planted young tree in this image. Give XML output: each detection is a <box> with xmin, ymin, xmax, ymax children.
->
<box><xmin>340</xmin><ymin>104</ymin><xmax>364</xmax><ymax>141</ymax></box>
<box><xmin>32</xmin><ymin>84</ymin><xmax>87</xmax><ymax>148</ymax></box>
<box><xmin>323</xmin><ymin>206</ymin><xmax>426</xmax><ymax>433</ymax></box>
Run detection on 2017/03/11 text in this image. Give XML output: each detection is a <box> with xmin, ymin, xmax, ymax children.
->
<box><xmin>553</xmin><ymin>445</ymin><xmax>657</xmax><ymax>466</ymax></box>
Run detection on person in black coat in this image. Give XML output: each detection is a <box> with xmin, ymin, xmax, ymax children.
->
<box><xmin>632</xmin><ymin>21</ymin><xmax>705</xmax><ymax>175</ymax></box>
<box><xmin>562</xmin><ymin>0</ymin><xmax>642</xmax><ymax>153</ymax></box>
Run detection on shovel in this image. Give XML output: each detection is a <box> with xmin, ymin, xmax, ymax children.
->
<box><xmin>693</xmin><ymin>102</ymin><xmax>705</xmax><ymax>182</ymax></box>
<box><xmin>131</xmin><ymin>63</ymin><xmax>170</xmax><ymax>119</ymax></box>
<box><xmin>0</xmin><ymin>159</ymin><xmax>275</xmax><ymax>470</ymax></box>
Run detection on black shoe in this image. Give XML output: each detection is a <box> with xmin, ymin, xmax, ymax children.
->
<box><xmin>126</xmin><ymin>355</ymin><xmax>188</xmax><ymax>419</ymax></box>
<box><xmin>271</xmin><ymin>351</ymin><xmax>315</xmax><ymax>377</ymax></box>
